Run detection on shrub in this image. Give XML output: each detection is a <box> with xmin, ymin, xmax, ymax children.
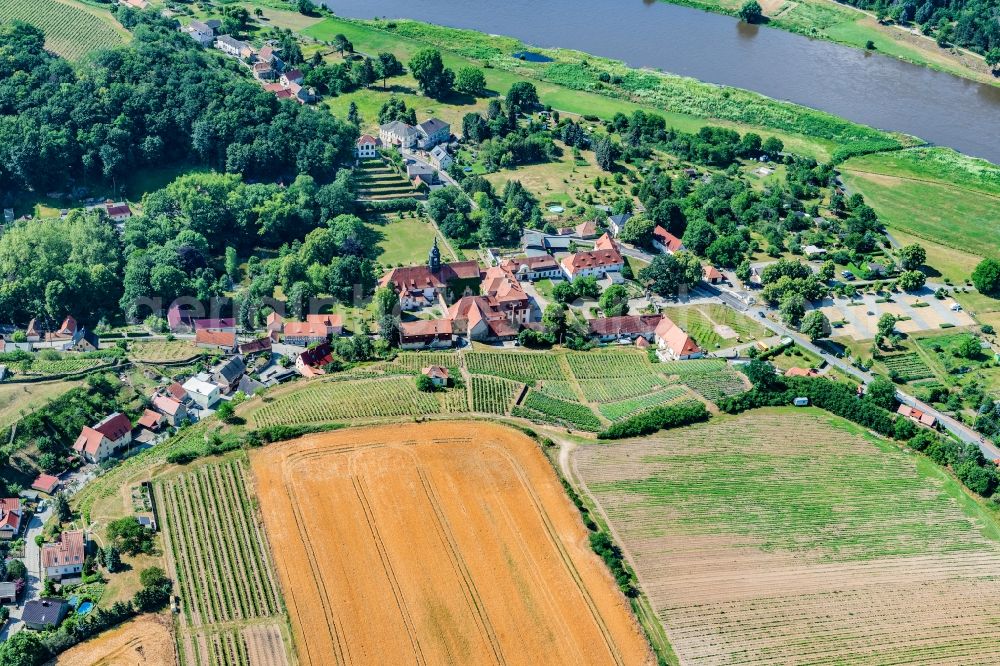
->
<box><xmin>599</xmin><ymin>402</ymin><xmax>710</xmax><ymax>439</ymax></box>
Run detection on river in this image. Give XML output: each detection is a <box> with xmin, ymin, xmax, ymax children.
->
<box><xmin>325</xmin><ymin>0</ymin><xmax>1000</xmax><ymax>164</ymax></box>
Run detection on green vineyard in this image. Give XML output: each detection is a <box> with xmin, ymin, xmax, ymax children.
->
<box><xmin>881</xmin><ymin>353</ymin><xmax>934</xmax><ymax>381</ymax></box>
<box><xmin>470</xmin><ymin>375</ymin><xmax>523</xmax><ymax>414</ymax></box>
<box><xmin>0</xmin><ymin>0</ymin><xmax>127</xmax><ymax>60</ymax></box>
<box><xmin>598</xmin><ymin>386</ymin><xmax>691</xmax><ymax>421</ymax></box>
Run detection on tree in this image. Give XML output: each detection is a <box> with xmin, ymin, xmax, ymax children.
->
<box><xmin>106</xmin><ymin>516</ymin><xmax>154</xmax><ymax>556</ymax></box>
<box><xmin>415</xmin><ymin>374</ymin><xmax>436</xmax><ymax>392</ymax></box>
<box><xmin>896</xmin><ymin>269</ymin><xmax>926</xmax><ymax>292</ymax></box>
<box><xmin>103</xmin><ymin>545</ymin><xmax>122</xmax><ymax>573</ymax></box>
<box><xmin>898</xmin><ymin>243</ymin><xmax>926</xmax><ymax>270</ymax></box>
<box><xmin>639</xmin><ymin>252</ymin><xmax>702</xmax><ymax>297</ymax></box>
<box><xmin>296</xmin><ymin>0</ymin><xmax>316</xmax><ymax>15</ymax></box>
<box><xmin>738</xmin><ymin>0</ymin><xmax>764</xmax><ymax>23</ymax></box>
<box><xmin>409</xmin><ymin>49</ymin><xmax>454</xmax><ymax>99</ymax></box>
<box><xmin>599</xmin><ymin>284</ymin><xmax>630</xmax><ymax>317</ymax></box>
<box><xmin>618</xmin><ymin>215</ymin><xmax>655</xmax><ymax>247</ymax></box>
<box><xmin>333</xmin><ymin>34</ymin><xmax>351</xmax><ymax>56</ymax></box>
<box><xmin>505</xmin><ymin>81</ymin><xmax>539</xmax><ymax>111</ymax></box>
<box><xmin>972</xmin><ymin>258</ymin><xmax>1000</xmax><ymax>295</ymax></box>
<box><xmin>877</xmin><ymin>313</ymin><xmax>897</xmax><ymax>338</ymax></box>
<box><xmin>542</xmin><ymin>303</ymin><xmax>568</xmax><ymax>341</ymax></box>
<box><xmin>347</xmin><ymin>101</ymin><xmax>361</xmax><ymax>126</ymax></box>
<box><xmin>0</xmin><ymin>630</ymin><xmax>47</xmax><ymax>666</ymax></box>
<box><xmin>593</xmin><ymin>136</ymin><xmax>618</xmax><ymax>172</ymax></box>
<box><xmin>779</xmin><ymin>292</ymin><xmax>806</xmax><ymax>326</ymax></box>
<box><xmin>140</xmin><ymin>566</ymin><xmax>169</xmax><ymax>589</ymax></box>
<box><xmin>761</xmin><ymin>136</ymin><xmax>784</xmax><ymax>156</ymax></box>
<box><xmin>744</xmin><ymin>358</ymin><xmax>778</xmax><ymax>389</ymax></box>
<box><xmin>866</xmin><ymin>376</ymin><xmax>897</xmax><ymax>410</ymax></box>
<box><xmin>953</xmin><ymin>334</ymin><xmax>982</xmax><ymax>359</ymax></box>
<box><xmin>572</xmin><ymin>276</ymin><xmax>601</xmax><ymax>299</ymax></box>
<box><xmin>6</xmin><ymin>559</ymin><xmax>25</xmax><ymax>582</ymax></box>
<box><xmin>54</xmin><ymin>493</ymin><xmax>71</xmax><ymax>523</ymax></box>
<box><xmin>799</xmin><ymin>310</ymin><xmax>831</xmax><ymax>341</ymax></box>
<box><xmin>552</xmin><ymin>281</ymin><xmax>577</xmax><ymax>304</ymax></box>
<box><xmin>455</xmin><ymin>67</ymin><xmax>487</xmax><ymax>96</ymax></box>
<box><xmin>215</xmin><ymin>400</ymin><xmax>236</xmax><ymax>422</ymax></box>
<box><xmin>377</xmin><ymin>52</ymin><xmax>404</xmax><ymax>86</ymax></box>
<box><xmin>986</xmin><ymin>48</ymin><xmax>1000</xmax><ymax>73</ymax></box>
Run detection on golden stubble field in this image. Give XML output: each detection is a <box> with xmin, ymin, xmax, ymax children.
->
<box><xmin>52</xmin><ymin>614</ymin><xmax>174</xmax><ymax>665</ymax></box>
<box><xmin>251</xmin><ymin>421</ymin><xmax>653</xmax><ymax>665</ymax></box>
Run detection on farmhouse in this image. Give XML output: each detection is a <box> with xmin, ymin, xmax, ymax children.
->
<box><xmin>588</xmin><ymin>315</ymin><xmax>663</xmax><ymax>343</ymax></box>
<box><xmin>182</xmin><ymin>377</ymin><xmax>221</xmax><ymax>409</ymax></box>
<box><xmin>653</xmin><ymin>226</ymin><xmax>685</xmax><ymax>254</ymax></box>
<box><xmin>181</xmin><ymin>19</ymin><xmax>214</xmax><ymax>45</ymax></box>
<box><xmin>655</xmin><ymin>318</ymin><xmax>703</xmax><ymax>360</ymax></box>
<box><xmin>606</xmin><ymin>212</ymin><xmax>632</xmax><ymax>237</ymax></box>
<box><xmin>306</xmin><ymin>314</ymin><xmax>343</xmax><ymax>336</ymax></box>
<box><xmin>104</xmin><ymin>202</ymin><xmax>133</xmax><ymax>222</ymax></box>
<box><xmin>500</xmin><ymin>255</ymin><xmax>561</xmax><ymax>281</ymax></box>
<box><xmin>42</xmin><ymin>530</ymin><xmax>86</xmax><ymax>581</ymax></box>
<box><xmin>211</xmin><ymin>355</ymin><xmax>246</xmax><ymax>393</ymax></box>
<box><xmin>194</xmin><ymin>318</ymin><xmax>236</xmax><ymax>332</ymax></box>
<box><xmin>215</xmin><ymin>35</ymin><xmax>248</xmax><ymax>57</ymax></box>
<box><xmin>283</xmin><ymin>321</ymin><xmax>330</xmax><ymax>347</ymax></box>
<box><xmin>575</xmin><ymin>219</ymin><xmax>599</xmax><ymax>239</ymax></box>
<box><xmin>356</xmin><ymin>134</ymin><xmax>381</xmax><ymax>159</ymax></box>
<box><xmin>380</xmin><ymin>240</ymin><xmax>481</xmax><ymax>310</ymax></box>
<box><xmin>166</xmin><ymin>304</ymin><xmax>195</xmax><ymax>332</ymax></box>
<box><xmin>0</xmin><ymin>498</ymin><xmax>22</xmax><ymax>540</ymax></box>
<box><xmin>400</xmin><ymin>319</ymin><xmax>454</xmax><ymax>350</ymax></box>
<box><xmin>295</xmin><ymin>343</ymin><xmax>334</xmax><ymax>378</ymax></box>
<box><xmin>195</xmin><ymin>329</ymin><xmax>237</xmax><ymax>351</ymax></box>
<box><xmin>22</xmin><ymin>599</ymin><xmax>69</xmax><ymax>630</ymax></box>
<box><xmin>239</xmin><ymin>336</ymin><xmax>273</xmax><ymax>356</ymax></box>
<box><xmin>416</xmin><ymin>118</ymin><xmax>450</xmax><ymax>149</ymax></box>
<box><xmin>72</xmin><ymin>412</ymin><xmax>132</xmax><ymax>464</ymax></box>
<box><xmin>422</xmin><ymin>365</ymin><xmax>450</xmax><ymax>387</ymax></box>
<box><xmin>897</xmin><ymin>404</ymin><xmax>937</xmax><ymax>428</ymax></box>
<box><xmin>65</xmin><ymin>328</ymin><xmax>99</xmax><ymax>352</ymax></box>
<box><xmin>152</xmin><ymin>394</ymin><xmax>186</xmax><ymax>426</ymax></box>
<box><xmin>266</xmin><ymin>312</ymin><xmax>284</xmax><ymax>334</ymax></box>
<box><xmin>560</xmin><ymin>234</ymin><xmax>624</xmax><ymax>280</ymax></box>
<box><xmin>379</xmin><ymin>120</ymin><xmax>419</xmax><ymax>149</ymax></box>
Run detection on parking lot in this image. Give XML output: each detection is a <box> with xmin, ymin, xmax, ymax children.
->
<box><xmin>818</xmin><ymin>291</ymin><xmax>976</xmax><ymax>340</ymax></box>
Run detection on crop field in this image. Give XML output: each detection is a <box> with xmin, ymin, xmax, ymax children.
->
<box><xmin>466</xmin><ymin>350</ymin><xmax>565</xmax><ymax>382</ymax></box>
<box><xmin>388</xmin><ymin>351</ymin><xmax>461</xmax><ymax>373</ymax></box>
<box><xmin>470</xmin><ymin>375</ymin><xmax>522</xmax><ymax>414</ymax></box>
<box><xmin>573</xmin><ymin>408</ymin><xmax>1000</xmax><ymax>665</ymax></box>
<box><xmin>53</xmin><ymin>614</ymin><xmax>174</xmax><ymax>665</ymax></box>
<box><xmin>11</xmin><ymin>357</ymin><xmax>105</xmax><ymax>376</ymax></box>
<box><xmin>516</xmin><ymin>390</ymin><xmax>602</xmax><ymax>431</ymax></box>
<box><xmin>597</xmin><ymin>387</ymin><xmax>692</xmax><ymax>422</ymax></box>
<box><xmin>537</xmin><ymin>379</ymin><xmax>580</xmax><ymax>401</ymax></box>
<box><xmin>881</xmin><ymin>352</ymin><xmax>935</xmax><ymax>381</ymax></box>
<box><xmin>0</xmin><ymin>0</ymin><xmax>127</xmax><ymax>60</ymax></box>
<box><xmin>155</xmin><ymin>458</ymin><xmax>291</xmax><ymax>666</ymax></box>
<box><xmin>251</xmin><ymin>422</ymin><xmax>653</xmax><ymax>665</ymax></box>
<box><xmin>246</xmin><ymin>376</ymin><xmax>467</xmax><ymax>427</ymax></box>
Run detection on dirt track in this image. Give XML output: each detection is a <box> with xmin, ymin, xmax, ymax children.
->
<box><xmin>251</xmin><ymin>421</ymin><xmax>653</xmax><ymax>665</ymax></box>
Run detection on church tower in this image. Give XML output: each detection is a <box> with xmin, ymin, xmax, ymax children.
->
<box><xmin>428</xmin><ymin>237</ymin><xmax>441</xmax><ymax>273</ymax></box>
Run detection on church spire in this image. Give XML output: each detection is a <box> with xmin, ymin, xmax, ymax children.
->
<box><xmin>428</xmin><ymin>237</ymin><xmax>441</xmax><ymax>273</ymax></box>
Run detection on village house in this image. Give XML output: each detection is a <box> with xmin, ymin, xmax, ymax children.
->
<box><xmin>104</xmin><ymin>202</ymin><xmax>132</xmax><ymax>222</ymax></box>
<box><xmin>897</xmin><ymin>404</ymin><xmax>937</xmax><ymax>428</ymax></box>
<box><xmin>0</xmin><ymin>498</ymin><xmax>22</xmax><ymax>540</ymax></box>
<box><xmin>22</xmin><ymin>599</ymin><xmax>69</xmax><ymax>631</ymax></box>
<box><xmin>65</xmin><ymin>328</ymin><xmax>99</xmax><ymax>352</ymax></box>
<box><xmin>654</xmin><ymin>317</ymin><xmax>703</xmax><ymax>360</ymax></box>
<box><xmin>356</xmin><ymin>134</ymin><xmax>381</xmax><ymax>159</ymax></box>
<box><xmin>211</xmin><ymin>355</ymin><xmax>246</xmax><ymax>394</ymax></box>
<box><xmin>588</xmin><ymin>315</ymin><xmax>663</xmax><ymax>343</ymax></box>
<box><xmin>181</xmin><ymin>19</ymin><xmax>214</xmax><ymax>45</ymax></box>
<box><xmin>137</xmin><ymin>409</ymin><xmax>166</xmax><ymax>433</ymax></box>
<box><xmin>165</xmin><ymin>381</ymin><xmax>189</xmax><ymax>404</ymax></box>
<box><xmin>265</xmin><ymin>312</ymin><xmax>284</xmax><ymax>335</ymax></box>
<box><xmin>653</xmin><ymin>226</ymin><xmax>685</xmax><ymax>254</ymax></box>
<box><xmin>428</xmin><ymin>144</ymin><xmax>453</xmax><ymax>171</ymax></box>
<box><xmin>422</xmin><ymin>365</ymin><xmax>450</xmax><ymax>388</ymax></box>
<box><xmin>181</xmin><ymin>376</ymin><xmax>221</xmax><ymax>410</ymax></box>
<box><xmin>42</xmin><ymin>531</ymin><xmax>86</xmax><ymax>581</ymax></box>
<box><xmin>239</xmin><ymin>336</ymin><xmax>273</xmax><ymax>356</ymax></box>
<box><xmin>703</xmin><ymin>265</ymin><xmax>725</xmax><ymax>285</ymax></box>
<box><xmin>306</xmin><ymin>314</ymin><xmax>343</xmax><ymax>336</ymax></box>
<box><xmin>215</xmin><ymin>35</ymin><xmax>248</xmax><ymax>58</ymax></box>
<box><xmin>295</xmin><ymin>343</ymin><xmax>334</xmax><ymax>378</ymax></box>
<box><xmin>195</xmin><ymin>329</ymin><xmax>237</xmax><ymax>351</ymax></box>
<box><xmin>499</xmin><ymin>255</ymin><xmax>561</xmax><ymax>282</ymax></box>
<box><xmin>281</xmin><ymin>68</ymin><xmax>303</xmax><ymax>86</ymax></box>
<box><xmin>152</xmin><ymin>394</ymin><xmax>187</xmax><ymax>427</ymax></box>
<box><xmin>416</xmin><ymin>118</ymin><xmax>450</xmax><ymax>149</ymax></box>
<box><xmin>379</xmin><ymin>120</ymin><xmax>419</xmax><ymax>149</ymax></box>
<box><xmin>406</xmin><ymin>161</ymin><xmax>438</xmax><ymax>188</ymax></box>
<box><xmin>575</xmin><ymin>219</ymin><xmax>600</xmax><ymax>240</ymax></box>
<box><xmin>72</xmin><ymin>412</ymin><xmax>132</xmax><ymax>464</ymax></box>
<box><xmin>25</xmin><ymin>318</ymin><xmax>43</xmax><ymax>343</ymax></box>
<box><xmin>50</xmin><ymin>316</ymin><xmax>78</xmax><ymax>342</ymax></box>
<box><xmin>606</xmin><ymin>213</ymin><xmax>632</xmax><ymax>237</ymax></box>
<box><xmin>380</xmin><ymin>240</ymin><xmax>482</xmax><ymax>310</ymax></box>
<box><xmin>283</xmin><ymin>321</ymin><xmax>330</xmax><ymax>347</ymax></box>
<box><xmin>400</xmin><ymin>319</ymin><xmax>454</xmax><ymax>350</ymax></box>
<box><xmin>560</xmin><ymin>234</ymin><xmax>625</xmax><ymax>280</ymax></box>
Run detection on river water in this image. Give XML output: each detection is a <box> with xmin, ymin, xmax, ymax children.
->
<box><xmin>325</xmin><ymin>0</ymin><xmax>1000</xmax><ymax>164</ymax></box>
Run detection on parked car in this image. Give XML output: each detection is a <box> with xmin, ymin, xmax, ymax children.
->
<box><xmin>841</xmin><ymin>270</ymin><xmax>855</xmax><ymax>280</ymax></box>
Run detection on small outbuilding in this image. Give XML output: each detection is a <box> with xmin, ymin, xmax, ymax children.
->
<box><xmin>421</xmin><ymin>365</ymin><xmax>450</xmax><ymax>388</ymax></box>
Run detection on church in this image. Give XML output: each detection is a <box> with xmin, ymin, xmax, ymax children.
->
<box><xmin>379</xmin><ymin>239</ymin><xmax>483</xmax><ymax>310</ymax></box>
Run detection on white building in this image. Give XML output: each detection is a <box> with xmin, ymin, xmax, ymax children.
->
<box><xmin>428</xmin><ymin>144</ymin><xmax>453</xmax><ymax>171</ymax></box>
<box><xmin>356</xmin><ymin>134</ymin><xmax>381</xmax><ymax>159</ymax></box>
<box><xmin>416</xmin><ymin>118</ymin><xmax>450</xmax><ymax>149</ymax></box>
<box><xmin>182</xmin><ymin>376</ymin><xmax>221</xmax><ymax>409</ymax></box>
<box><xmin>379</xmin><ymin>120</ymin><xmax>419</xmax><ymax>149</ymax></box>
<box><xmin>181</xmin><ymin>20</ymin><xmax>214</xmax><ymax>45</ymax></box>
<box><xmin>214</xmin><ymin>35</ymin><xmax>248</xmax><ymax>57</ymax></box>
<box><xmin>42</xmin><ymin>531</ymin><xmax>86</xmax><ymax>581</ymax></box>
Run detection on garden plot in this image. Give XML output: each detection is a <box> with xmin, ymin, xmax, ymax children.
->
<box><xmin>251</xmin><ymin>422</ymin><xmax>654</xmax><ymax>665</ymax></box>
<box><xmin>573</xmin><ymin>408</ymin><xmax>1000</xmax><ymax>665</ymax></box>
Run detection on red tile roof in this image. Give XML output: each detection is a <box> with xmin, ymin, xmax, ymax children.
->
<box><xmin>380</xmin><ymin>261</ymin><xmax>482</xmax><ymax>293</ymax></box>
<box><xmin>42</xmin><ymin>531</ymin><xmax>85</xmax><ymax>569</ymax></box>
<box><xmin>166</xmin><ymin>382</ymin><xmax>188</xmax><ymax>402</ymax></box>
<box><xmin>0</xmin><ymin>498</ymin><xmax>21</xmax><ymax>533</ymax></box>
<box><xmin>422</xmin><ymin>365</ymin><xmax>450</xmax><ymax>380</ymax></box>
<box><xmin>95</xmin><ymin>413</ymin><xmax>131</xmax><ymax>442</ymax></box>
<box><xmin>137</xmin><ymin>409</ymin><xmax>162</xmax><ymax>429</ymax></box>
<box><xmin>195</xmin><ymin>329</ymin><xmax>236</xmax><ymax>348</ymax></box>
<box><xmin>283</xmin><ymin>322</ymin><xmax>329</xmax><ymax>339</ymax></box>
<box><xmin>357</xmin><ymin>134</ymin><xmax>380</xmax><ymax>146</ymax></box>
<box><xmin>152</xmin><ymin>394</ymin><xmax>182</xmax><ymax>416</ymax></box>
<box><xmin>31</xmin><ymin>474</ymin><xmax>60</xmax><ymax>494</ymax></box>
<box><xmin>400</xmin><ymin>319</ymin><xmax>453</xmax><ymax>339</ymax></box>
<box><xmin>655</xmin><ymin>317</ymin><xmax>701</xmax><ymax>357</ymax></box>
<box><xmin>589</xmin><ymin>315</ymin><xmax>663</xmax><ymax>338</ymax></box>
<box><xmin>653</xmin><ymin>226</ymin><xmax>684</xmax><ymax>252</ymax></box>
<box><xmin>73</xmin><ymin>427</ymin><xmax>105</xmax><ymax>455</ymax></box>
<box><xmin>703</xmin><ymin>265</ymin><xmax>724</xmax><ymax>281</ymax></box>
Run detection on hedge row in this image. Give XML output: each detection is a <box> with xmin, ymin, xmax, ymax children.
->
<box><xmin>598</xmin><ymin>401</ymin><xmax>709</xmax><ymax>439</ymax></box>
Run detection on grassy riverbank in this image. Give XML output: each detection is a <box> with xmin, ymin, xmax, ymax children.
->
<box><xmin>306</xmin><ymin>15</ymin><xmax>917</xmax><ymax>162</ymax></box>
<box><xmin>657</xmin><ymin>0</ymin><xmax>998</xmax><ymax>87</ymax></box>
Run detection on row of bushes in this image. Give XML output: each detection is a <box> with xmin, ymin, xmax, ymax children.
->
<box><xmin>165</xmin><ymin>423</ymin><xmax>347</xmax><ymax>465</ymax></box>
<box><xmin>598</xmin><ymin>401</ymin><xmax>710</xmax><ymax>439</ymax></box>
<box><xmin>358</xmin><ymin>197</ymin><xmax>422</xmax><ymax>213</ymax></box>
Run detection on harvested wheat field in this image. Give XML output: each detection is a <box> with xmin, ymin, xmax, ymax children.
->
<box><xmin>251</xmin><ymin>421</ymin><xmax>653</xmax><ymax>666</ymax></box>
<box><xmin>51</xmin><ymin>614</ymin><xmax>174</xmax><ymax>665</ymax></box>
<box><xmin>573</xmin><ymin>407</ymin><xmax>1000</xmax><ymax>665</ymax></box>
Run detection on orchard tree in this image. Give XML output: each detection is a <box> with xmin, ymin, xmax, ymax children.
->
<box><xmin>594</xmin><ymin>136</ymin><xmax>618</xmax><ymax>172</ymax></box>
<box><xmin>799</xmin><ymin>310</ymin><xmax>831</xmax><ymax>341</ymax></box>
<box><xmin>455</xmin><ymin>67</ymin><xmax>487</xmax><ymax>96</ymax></box>
<box><xmin>377</xmin><ymin>52</ymin><xmax>404</xmax><ymax>86</ymax></box>
<box><xmin>877</xmin><ymin>313</ymin><xmax>897</xmax><ymax>338</ymax></box>
<box><xmin>505</xmin><ymin>81</ymin><xmax>539</xmax><ymax>111</ymax></box>
<box><xmin>542</xmin><ymin>303</ymin><xmax>568</xmax><ymax>341</ymax></box>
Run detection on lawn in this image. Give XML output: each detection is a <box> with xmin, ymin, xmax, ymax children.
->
<box><xmin>371</xmin><ymin>215</ymin><xmax>442</xmax><ymax>266</ymax></box>
<box><xmin>661</xmin><ymin>303</ymin><xmax>768</xmax><ymax>351</ymax></box>
<box><xmin>0</xmin><ymin>379</ymin><xmax>82</xmax><ymax>432</ymax></box>
<box><xmin>0</xmin><ymin>0</ymin><xmax>128</xmax><ymax>60</ymax></box>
